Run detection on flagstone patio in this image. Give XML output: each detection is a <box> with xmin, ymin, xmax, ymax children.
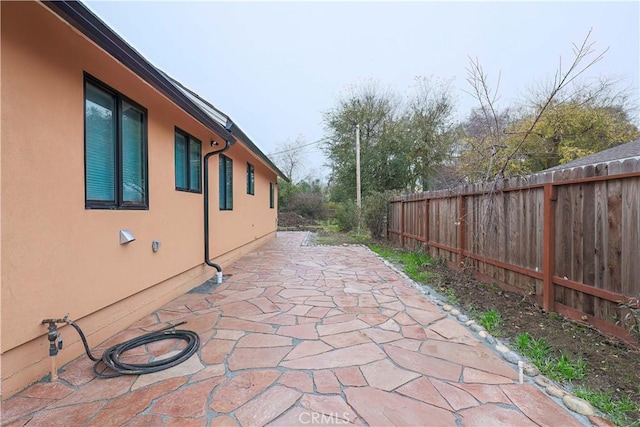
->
<box><xmin>1</xmin><ymin>232</ymin><xmax>589</xmax><ymax>426</ymax></box>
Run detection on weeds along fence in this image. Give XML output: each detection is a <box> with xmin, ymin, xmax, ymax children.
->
<box><xmin>388</xmin><ymin>158</ymin><xmax>640</xmax><ymax>343</ymax></box>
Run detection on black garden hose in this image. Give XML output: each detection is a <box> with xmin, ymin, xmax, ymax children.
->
<box><xmin>67</xmin><ymin>320</ymin><xmax>199</xmax><ymax>378</ymax></box>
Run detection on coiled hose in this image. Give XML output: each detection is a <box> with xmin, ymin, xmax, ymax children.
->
<box><xmin>67</xmin><ymin>320</ymin><xmax>199</xmax><ymax>378</ymax></box>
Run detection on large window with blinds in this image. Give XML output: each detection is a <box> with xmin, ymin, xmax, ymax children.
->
<box><xmin>219</xmin><ymin>154</ymin><xmax>233</xmax><ymax>210</ymax></box>
<box><xmin>84</xmin><ymin>75</ymin><xmax>148</xmax><ymax>209</ymax></box>
<box><xmin>174</xmin><ymin>128</ymin><xmax>201</xmax><ymax>193</ymax></box>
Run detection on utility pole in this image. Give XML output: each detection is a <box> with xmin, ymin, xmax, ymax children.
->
<box><xmin>356</xmin><ymin>124</ymin><xmax>362</xmax><ymax>234</ymax></box>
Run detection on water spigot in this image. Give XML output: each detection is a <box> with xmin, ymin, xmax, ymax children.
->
<box><xmin>46</xmin><ymin>323</ymin><xmax>59</xmax><ymax>356</ymax></box>
<box><xmin>42</xmin><ymin>314</ymin><xmax>69</xmax><ymax>357</ymax></box>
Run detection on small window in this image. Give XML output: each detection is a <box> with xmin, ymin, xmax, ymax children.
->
<box><xmin>85</xmin><ymin>75</ymin><xmax>148</xmax><ymax>209</ymax></box>
<box><xmin>269</xmin><ymin>182</ymin><xmax>275</xmax><ymax>209</ymax></box>
<box><xmin>246</xmin><ymin>163</ymin><xmax>255</xmax><ymax>195</ymax></box>
<box><xmin>219</xmin><ymin>154</ymin><xmax>233</xmax><ymax>210</ymax></box>
<box><xmin>174</xmin><ymin>128</ymin><xmax>201</xmax><ymax>193</ymax></box>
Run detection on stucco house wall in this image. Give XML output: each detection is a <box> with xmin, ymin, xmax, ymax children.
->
<box><xmin>1</xmin><ymin>1</ymin><xmax>281</xmax><ymax>398</ymax></box>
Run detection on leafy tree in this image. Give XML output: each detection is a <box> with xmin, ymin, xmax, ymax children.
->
<box><xmin>402</xmin><ymin>78</ymin><xmax>460</xmax><ymax>190</ymax></box>
<box><xmin>509</xmin><ymin>97</ymin><xmax>639</xmax><ymax>172</ymax></box>
<box><xmin>323</xmin><ymin>82</ymin><xmax>403</xmax><ymax>202</ymax></box>
<box><xmin>322</xmin><ymin>79</ymin><xmax>459</xmax><ymax>202</ymax></box>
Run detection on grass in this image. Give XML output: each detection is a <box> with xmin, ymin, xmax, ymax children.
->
<box><xmin>315</xmin><ymin>229</ymin><xmax>372</xmax><ymax>246</ymax></box>
<box><xmin>368</xmin><ymin>243</ymin><xmax>396</xmax><ymax>259</ymax></box>
<box><xmin>478</xmin><ymin>309</ymin><xmax>502</xmax><ymax>336</ymax></box>
<box><xmin>320</xmin><ymin>220</ymin><xmax>341</xmax><ymax>233</ymax></box>
<box><xmin>513</xmin><ymin>332</ymin><xmax>550</xmax><ymax>363</ymax></box>
<box><xmin>512</xmin><ymin>332</ymin><xmax>586</xmax><ymax>381</ymax></box>
<box><xmin>575</xmin><ymin>388</ymin><xmax>639</xmax><ymax>427</ymax></box>
<box><xmin>541</xmin><ymin>353</ymin><xmax>587</xmax><ymax>381</ymax></box>
<box><xmin>369</xmin><ymin>244</ymin><xmax>436</xmax><ymax>284</ymax></box>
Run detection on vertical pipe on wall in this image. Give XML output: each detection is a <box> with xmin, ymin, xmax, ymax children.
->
<box><xmin>204</xmin><ymin>139</ymin><xmax>232</xmax><ymax>284</ymax></box>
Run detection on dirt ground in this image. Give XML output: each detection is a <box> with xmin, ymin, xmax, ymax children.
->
<box><xmin>278</xmin><ymin>212</ymin><xmax>321</xmax><ymax>230</ymax></box>
<box><xmin>431</xmin><ymin>264</ymin><xmax>640</xmax><ymax>422</ymax></box>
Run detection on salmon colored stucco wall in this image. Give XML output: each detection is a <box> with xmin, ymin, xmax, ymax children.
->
<box><xmin>0</xmin><ymin>1</ymin><xmax>278</xmax><ymax>399</ymax></box>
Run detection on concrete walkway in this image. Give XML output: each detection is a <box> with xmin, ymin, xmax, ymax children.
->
<box><xmin>2</xmin><ymin>232</ymin><xmax>587</xmax><ymax>426</ymax></box>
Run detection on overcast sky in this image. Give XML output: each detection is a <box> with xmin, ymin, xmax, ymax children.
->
<box><xmin>85</xmin><ymin>1</ymin><xmax>639</xmax><ymax>179</ymax></box>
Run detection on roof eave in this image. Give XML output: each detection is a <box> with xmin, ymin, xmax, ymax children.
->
<box><xmin>165</xmin><ymin>76</ymin><xmax>289</xmax><ymax>182</ymax></box>
<box><xmin>232</xmin><ymin>127</ymin><xmax>290</xmax><ymax>182</ymax></box>
<box><xmin>42</xmin><ymin>0</ymin><xmax>236</xmax><ymax>145</ymax></box>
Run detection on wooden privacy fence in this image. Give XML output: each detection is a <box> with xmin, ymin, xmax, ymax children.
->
<box><xmin>388</xmin><ymin>158</ymin><xmax>640</xmax><ymax>343</ymax></box>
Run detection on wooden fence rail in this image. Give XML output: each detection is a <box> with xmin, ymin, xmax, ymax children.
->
<box><xmin>387</xmin><ymin>158</ymin><xmax>640</xmax><ymax>343</ymax></box>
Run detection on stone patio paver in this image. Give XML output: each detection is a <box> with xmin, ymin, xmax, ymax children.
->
<box><xmin>1</xmin><ymin>232</ymin><xmax>590</xmax><ymax>426</ymax></box>
<box><xmin>299</xmin><ymin>394</ymin><xmax>358</xmax><ymax>423</ymax></box>
<box><xmin>345</xmin><ymin>386</ymin><xmax>456</xmax><ymax>426</ymax></box>
<box><xmin>234</xmin><ymin>386</ymin><xmax>301</xmax><ymax>427</ymax></box>
<box><xmin>277</xmin><ymin>371</ymin><xmax>314</xmax><ymax>393</ymax></box>
<box><xmin>312</xmin><ymin>370</ymin><xmax>341</xmax><ymax>394</ymax></box>
<box><xmin>396</xmin><ymin>376</ymin><xmax>453</xmax><ymax>410</ymax></box>
<box><xmin>359</xmin><ymin>358</ymin><xmax>420</xmax><ymax>391</ymax></box>
<box><xmin>333</xmin><ymin>367</ymin><xmax>367</xmax><ymax>387</ymax></box>
<box><xmin>458</xmin><ymin>403</ymin><xmax>538</xmax><ymax>427</ymax></box>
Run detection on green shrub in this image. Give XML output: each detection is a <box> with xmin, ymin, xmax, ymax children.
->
<box><xmin>363</xmin><ymin>191</ymin><xmax>393</xmax><ymax>239</ymax></box>
<box><xmin>286</xmin><ymin>192</ymin><xmax>327</xmax><ymax>220</ymax></box>
<box><xmin>334</xmin><ymin>200</ymin><xmax>358</xmax><ymax>232</ymax></box>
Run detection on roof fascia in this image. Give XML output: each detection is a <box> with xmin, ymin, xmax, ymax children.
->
<box><xmin>42</xmin><ymin>0</ymin><xmax>236</xmax><ymax>144</ymax></box>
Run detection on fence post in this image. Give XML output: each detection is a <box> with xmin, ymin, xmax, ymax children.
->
<box><xmin>386</xmin><ymin>201</ymin><xmax>390</xmax><ymax>241</ymax></box>
<box><xmin>542</xmin><ymin>183</ymin><xmax>557</xmax><ymax>312</ymax></box>
<box><xmin>458</xmin><ymin>195</ymin><xmax>466</xmax><ymax>267</ymax></box>
<box><xmin>400</xmin><ymin>200</ymin><xmax>405</xmax><ymax>248</ymax></box>
<box><xmin>425</xmin><ymin>198</ymin><xmax>429</xmax><ymax>252</ymax></box>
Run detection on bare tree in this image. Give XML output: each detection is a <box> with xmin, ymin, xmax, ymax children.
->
<box><xmin>464</xmin><ymin>29</ymin><xmax>611</xmax><ymax>181</ymax></box>
<box><xmin>270</xmin><ymin>135</ymin><xmax>307</xmax><ymax>183</ymax></box>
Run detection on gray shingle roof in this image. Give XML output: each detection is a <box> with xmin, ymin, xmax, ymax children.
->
<box><xmin>545</xmin><ymin>139</ymin><xmax>640</xmax><ymax>172</ymax></box>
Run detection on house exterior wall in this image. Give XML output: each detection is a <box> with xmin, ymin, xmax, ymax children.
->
<box><xmin>0</xmin><ymin>1</ymin><xmax>278</xmax><ymax>399</ymax></box>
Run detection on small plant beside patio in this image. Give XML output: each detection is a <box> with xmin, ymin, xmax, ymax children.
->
<box><xmin>575</xmin><ymin>388</ymin><xmax>640</xmax><ymax>427</ymax></box>
<box><xmin>478</xmin><ymin>309</ymin><xmax>502</xmax><ymax>336</ymax></box>
<box><xmin>542</xmin><ymin>352</ymin><xmax>587</xmax><ymax>381</ymax></box>
<box><xmin>512</xmin><ymin>332</ymin><xmax>586</xmax><ymax>381</ymax></box>
<box><xmin>369</xmin><ymin>244</ymin><xmax>436</xmax><ymax>285</ymax></box>
<box><xmin>513</xmin><ymin>332</ymin><xmax>550</xmax><ymax>364</ymax></box>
